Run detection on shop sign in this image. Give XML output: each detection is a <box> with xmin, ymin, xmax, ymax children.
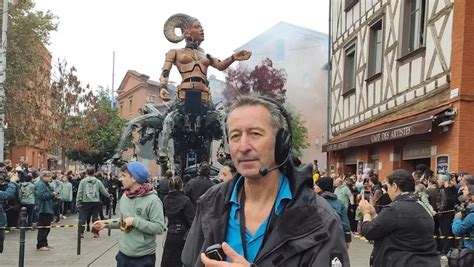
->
<box><xmin>370</xmin><ymin>126</ymin><xmax>412</xmax><ymax>143</ymax></box>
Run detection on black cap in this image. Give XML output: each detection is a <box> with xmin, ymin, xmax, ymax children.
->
<box><xmin>316</xmin><ymin>176</ymin><xmax>334</xmax><ymax>192</ymax></box>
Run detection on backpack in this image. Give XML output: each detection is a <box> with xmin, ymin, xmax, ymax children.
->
<box><xmin>85</xmin><ymin>180</ymin><xmax>99</xmax><ymax>199</ymax></box>
<box><xmin>20</xmin><ymin>183</ymin><xmax>33</xmax><ymax>203</ymax></box>
<box><xmin>447</xmin><ymin>248</ymin><xmax>474</xmax><ymax>267</ymax></box>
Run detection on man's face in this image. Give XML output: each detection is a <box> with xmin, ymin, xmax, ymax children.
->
<box><xmin>42</xmin><ymin>176</ymin><xmax>52</xmax><ymax>183</ymax></box>
<box><xmin>220</xmin><ymin>166</ymin><xmax>233</xmax><ymax>182</ymax></box>
<box><xmin>387</xmin><ymin>182</ymin><xmax>399</xmax><ymax>200</ymax></box>
<box><xmin>228</xmin><ymin>105</ymin><xmax>277</xmax><ymax>180</ymax></box>
<box><xmin>119</xmin><ymin>171</ymin><xmax>136</xmax><ymax>190</ymax></box>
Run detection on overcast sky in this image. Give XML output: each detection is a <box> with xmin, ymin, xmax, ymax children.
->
<box><xmin>34</xmin><ymin>0</ymin><xmax>329</xmax><ymax>93</ymax></box>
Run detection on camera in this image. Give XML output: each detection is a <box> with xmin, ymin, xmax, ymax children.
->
<box><xmin>455</xmin><ymin>200</ymin><xmax>468</xmax><ymax>218</ymax></box>
<box><xmin>205</xmin><ymin>244</ymin><xmax>226</xmax><ymax>261</ymax></box>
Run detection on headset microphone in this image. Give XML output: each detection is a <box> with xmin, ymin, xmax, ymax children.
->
<box><xmin>258</xmin><ymin>155</ymin><xmax>290</xmax><ymax>176</ymax></box>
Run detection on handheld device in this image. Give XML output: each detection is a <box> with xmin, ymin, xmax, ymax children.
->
<box><xmin>205</xmin><ymin>244</ymin><xmax>226</xmax><ymax>261</ymax></box>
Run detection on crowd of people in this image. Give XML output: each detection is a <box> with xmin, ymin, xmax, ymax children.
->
<box><xmin>0</xmin><ymin>162</ymin><xmax>123</xmax><ymax>252</ymax></box>
<box><xmin>311</xmin><ymin>164</ymin><xmax>474</xmax><ymax>266</ymax></box>
<box><xmin>1</xmin><ymin>93</ymin><xmax>474</xmax><ymax>267</ymax></box>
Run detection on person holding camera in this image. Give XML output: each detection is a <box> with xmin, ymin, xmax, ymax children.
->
<box><xmin>0</xmin><ymin>167</ymin><xmax>18</xmax><ymax>253</ymax></box>
<box><xmin>452</xmin><ymin>184</ymin><xmax>474</xmax><ymax>249</ymax></box>
<box><xmin>92</xmin><ymin>161</ymin><xmax>165</xmax><ymax>267</ymax></box>
<box><xmin>359</xmin><ymin>169</ymin><xmax>439</xmax><ymax>267</ymax></box>
<box><xmin>34</xmin><ymin>170</ymin><xmax>56</xmax><ymax>251</ymax></box>
<box><xmin>437</xmin><ymin>174</ymin><xmax>459</xmax><ymax>256</ymax></box>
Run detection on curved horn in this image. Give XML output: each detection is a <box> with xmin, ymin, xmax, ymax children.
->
<box><xmin>163</xmin><ymin>13</ymin><xmax>194</xmax><ymax>43</ymax></box>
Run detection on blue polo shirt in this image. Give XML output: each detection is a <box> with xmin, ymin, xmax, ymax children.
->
<box><xmin>225</xmin><ymin>173</ymin><xmax>292</xmax><ymax>263</ymax></box>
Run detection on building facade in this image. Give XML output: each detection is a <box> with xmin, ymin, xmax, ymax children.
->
<box><xmin>235</xmin><ymin>22</ymin><xmax>329</xmax><ymax>168</ymax></box>
<box><xmin>116</xmin><ymin>70</ymin><xmax>169</xmax><ymax>176</ymax></box>
<box><xmin>324</xmin><ymin>0</ymin><xmax>473</xmax><ymax>178</ymax></box>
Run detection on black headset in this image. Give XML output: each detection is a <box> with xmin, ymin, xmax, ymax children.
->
<box><xmin>226</xmin><ymin>95</ymin><xmax>293</xmax><ymax>167</ymax></box>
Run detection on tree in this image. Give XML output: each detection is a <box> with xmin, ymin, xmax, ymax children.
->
<box><xmin>49</xmin><ymin>60</ymin><xmax>99</xmax><ymax>162</ymax></box>
<box><xmin>66</xmin><ymin>91</ymin><xmax>127</xmax><ymax>169</ymax></box>
<box><xmin>223</xmin><ymin>58</ymin><xmax>309</xmax><ymax>156</ymax></box>
<box><xmin>223</xmin><ymin>58</ymin><xmax>287</xmax><ymax>101</ymax></box>
<box><xmin>4</xmin><ymin>0</ymin><xmax>58</xmax><ymax>147</ymax></box>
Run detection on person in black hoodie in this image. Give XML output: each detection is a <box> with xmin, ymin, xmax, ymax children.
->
<box><xmin>161</xmin><ymin>176</ymin><xmax>195</xmax><ymax>267</ymax></box>
<box><xmin>184</xmin><ymin>161</ymin><xmax>215</xmax><ymax>209</ymax></box>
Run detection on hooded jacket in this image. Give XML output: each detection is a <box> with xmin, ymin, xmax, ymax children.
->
<box><xmin>0</xmin><ymin>183</ymin><xmax>17</xmax><ymax>226</ymax></box>
<box><xmin>320</xmin><ymin>191</ymin><xmax>352</xmax><ymax>243</ymax></box>
<box><xmin>182</xmin><ymin>160</ymin><xmax>349</xmax><ymax>266</ymax></box>
<box><xmin>361</xmin><ymin>192</ymin><xmax>440</xmax><ymax>267</ymax></box>
<box><xmin>163</xmin><ymin>191</ymin><xmax>195</xmax><ymax>231</ymax></box>
<box><xmin>76</xmin><ymin>176</ymin><xmax>110</xmax><ymax>205</ymax></box>
<box><xmin>106</xmin><ymin>190</ymin><xmax>166</xmax><ymax>257</ymax></box>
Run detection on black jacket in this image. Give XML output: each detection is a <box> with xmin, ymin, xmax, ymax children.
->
<box><xmin>361</xmin><ymin>192</ymin><xmax>440</xmax><ymax>267</ymax></box>
<box><xmin>182</xmin><ymin>161</ymin><xmax>349</xmax><ymax>266</ymax></box>
<box><xmin>163</xmin><ymin>191</ymin><xmax>195</xmax><ymax>232</ymax></box>
<box><xmin>184</xmin><ymin>176</ymin><xmax>215</xmax><ymax>209</ymax></box>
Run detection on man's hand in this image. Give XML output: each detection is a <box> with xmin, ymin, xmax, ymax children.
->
<box><xmin>233</xmin><ymin>50</ymin><xmax>251</xmax><ymax>61</ymax></box>
<box><xmin>455</xmin><ymin>212</ymin><xmax>463</xmax><ymax>219</ymax></box>
<box><xmin>200</xmin><ymin>242</ymin><xmax>251</xmax><ymax>267</ymax></box>
<box><xmin>92</xmin><ymin>220</ymin><xmax>107</xmax><ymax>232</ymax></box>
<box><xmin>123</xmin><ymin>217</ymin><xmax>134</xmax><ymax>228</ymax></box>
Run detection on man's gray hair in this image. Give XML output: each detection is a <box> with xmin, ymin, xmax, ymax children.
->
<box><xmin>40</xmin><ymin>169</ymin><xmax>52</xmax><ymax>178</ymax></box>
<box><xmin>226</xmin><ymin>93</ymin><xmax>287</xmax><ymax>131</ymax></box>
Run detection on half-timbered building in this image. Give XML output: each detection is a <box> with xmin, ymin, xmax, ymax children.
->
<box><xmin>324</xmin><ymin>0</ymin><xmax>474</xmax><ymax>178</ymax></box>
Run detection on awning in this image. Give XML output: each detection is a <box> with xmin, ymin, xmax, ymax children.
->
<box><xmin>322</xmin><ymin>105</ymin><xmax>452</xmax><ymax>152</ymax></box>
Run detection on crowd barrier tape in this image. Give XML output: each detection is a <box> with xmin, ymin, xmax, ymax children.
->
<box><xmin>354</xmin><ymin>233</ymin><xmax>474</xmax><ymax>241</ymax></box>
<box><xmin>0</xmin><ymin>220</ymin><xmax>120</xmax><ymax>230</ymax></box>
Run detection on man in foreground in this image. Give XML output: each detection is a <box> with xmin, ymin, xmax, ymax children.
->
<box><xmin>183</xmin><ymin>94</ymin><xmax>349</xmax><ymax>266</ymax></box>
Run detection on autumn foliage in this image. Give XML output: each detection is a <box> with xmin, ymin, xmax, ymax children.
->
<box><xmin>223</xmin><ymin>58</ymin><xmax>287</xmax><ymax>102</ymax></box>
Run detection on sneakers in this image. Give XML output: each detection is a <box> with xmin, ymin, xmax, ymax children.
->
<box><xmin>61</xmin><ymin>215</ymin><xmax>67</xmax><ymax>220</ymax></box>
<box><xmin>80</xmin><ymin>233</ymin><xmax>84</xmax><ymax>238</ymax></box>
<box><xmin>37</xmin><ymin>247</ymin><xmax>50</xmax><ymax>251</ymax></box>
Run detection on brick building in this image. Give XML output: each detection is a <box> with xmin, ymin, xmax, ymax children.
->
<box><xmin>116</xmin><ymin>70</ymin><xmax>172</xmax><ymax>176</ymax></box>
<box><xmin>324</xmin><ymin>0</ymin><xmax>473</xmax><ymax>178</ymax></box>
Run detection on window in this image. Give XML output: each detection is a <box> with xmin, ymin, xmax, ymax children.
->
<box><xmin>129</xmin><ymin>99</ymin><xmax>133</xmax><ymax>113</ymax></box>
<box><xmin>401</xmin><ymin>0</ymin><xmax>426</xmax><ymax>56</ymax></box>
<box><xmin>343</xmin><ymin>44</ymin><xmax>356</xmax><ymax>95</ymax></box>
<box><xmin>276</xmin><ymin>39</ymin><xmax>285</xmax><ymax>61</ymax></box>
<box><xmin>368</xmin><ymin>19</ymin><xmax>383</xmax><ymax>77</ymax></box>
<box><xmin>345</xmin><ymin>0</ymin><xmax>358</xmax><ymax>11</ymax></box>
